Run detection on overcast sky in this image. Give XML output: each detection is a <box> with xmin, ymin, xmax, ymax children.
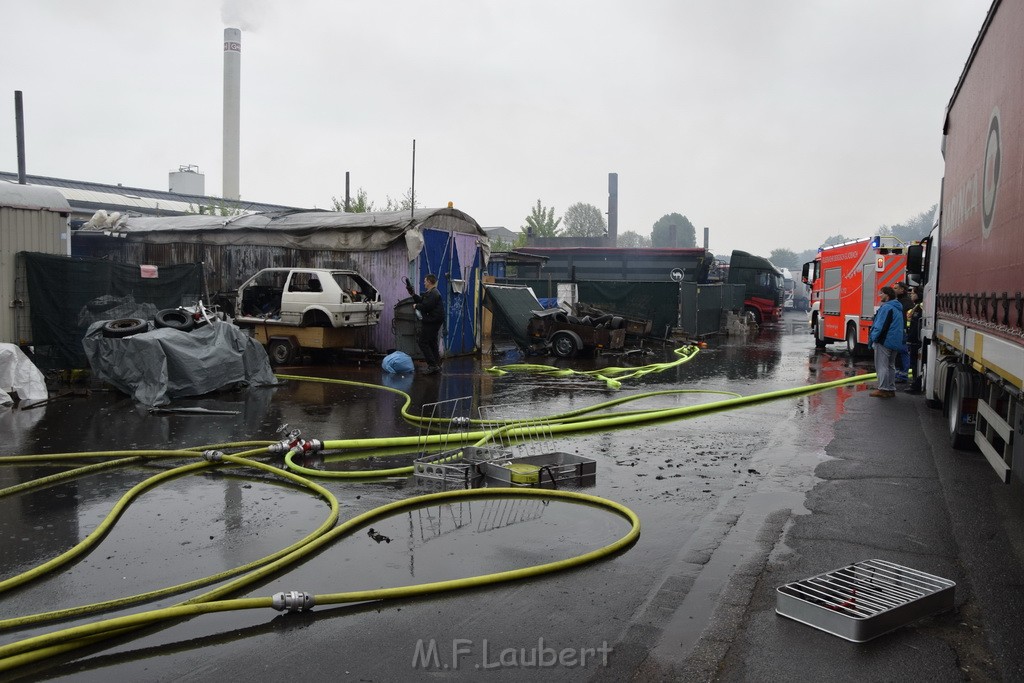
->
<box><xmin>1</xmin><ymin>0</ymin><xmax>993</xmax><ymax>256</ymax></box>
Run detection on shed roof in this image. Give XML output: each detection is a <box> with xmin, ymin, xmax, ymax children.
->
<box><xmin>78</xmin><ymin>207</ymin><xmax>487</xmax><ymax>253</ymax></box>
<box><xmin>0</xmin><ymin>181</ymin><xmax>72</xmax><ymax>213</ymax></box>
<box><xmin>0</xmin><ymin>171</ymin><xmax>301</xmax><ymax>216</ymax></box>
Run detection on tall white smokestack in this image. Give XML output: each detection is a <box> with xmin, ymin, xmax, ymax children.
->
<box><xmin>223</xmin><ymin>27</ymin><xmax>241</xmax><ymax>201</ymax></box>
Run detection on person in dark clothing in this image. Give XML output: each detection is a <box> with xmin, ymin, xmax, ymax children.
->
<box><xmin>905</xmin><ymin>286</ymin><xmax>924</xmax><ymax>393</ymax></box>
<box><xmin>893</xmin><ymin>281</ymin><xmax>912</xmax><ymax>381</ymax></box>
<box><xmin>405</xmin><ymin>274</ymin><xmax>444</xmax><ymax>374</ymax></box>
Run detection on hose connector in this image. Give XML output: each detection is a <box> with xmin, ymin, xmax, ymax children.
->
<box><xmin>202</xmin><ymin>450</ymin><xmax>224</xmax><ymax>462</ymax></box>
<box><xmin>271</xmin><ymin>590</ymin><xmax>315</xmax><ymax>612</ymax></box>
<box><xmin>451</xmin><ymin>416</ymin><xmax>471</xmax><ymax>429</ymax></box>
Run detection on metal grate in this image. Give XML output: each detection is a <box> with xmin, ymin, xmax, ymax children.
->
<box><xmin>776</xmin><ymin>559</ymin><xmax>955</xmax><ymax>642</ymax></box>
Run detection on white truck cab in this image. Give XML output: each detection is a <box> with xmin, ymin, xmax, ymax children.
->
<box><xmin>234</xmin><ymin>268</ymin><xmax>383</xmax><ymax>328</ymax></box>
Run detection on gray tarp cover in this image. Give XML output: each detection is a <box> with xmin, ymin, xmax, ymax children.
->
<box><xmin>82</xmin><ymin>322</ymin><xmax>278</xmax><ymax>406</ymax></box>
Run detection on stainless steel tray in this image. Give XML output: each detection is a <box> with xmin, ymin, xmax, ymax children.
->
<box><xmin>480</xmin><ymin>451</ymin><xmax>596</xmax><ymax>487</ymax></box>
<box><xmin>776</xmin><ymin>559</ymin><xmax>955</xmax><ymax>642</ymax></box>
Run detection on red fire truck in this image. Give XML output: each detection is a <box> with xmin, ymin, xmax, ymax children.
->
<box><xmin>802</xmin><ymin>236</ymin><xmax>907</xmax><ymax>353</ymax></box>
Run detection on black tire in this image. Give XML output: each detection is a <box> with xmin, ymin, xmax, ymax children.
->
<box><xmin>579</xmin><ymin>316</ymin><xmax>593</xmax><ymax>326</ymax></box>
<box><xmin>554</xmin><ymin>312</ymin><xmax>568</xmax><ymax>323</ymax></box>
<box><xmin>845</xmin><ymin>324</ymin><xmax>862</xmax><ymax>357</ymax></box>
<box><xmin>593</xmin><ymin>314</ymin><xmax>613</xmax><ymax>325</ymax></box>
<box><xmin>610</xmin><ymin>316</ymin><xmax>624</xmax><ymax>330</ymax></box>
<box><xmin>947</xmin><ymin>369</ymin><xmax>979</xmax><ymax>450</ymax></box>
<box><xmin>566</xmin><ymin>315</ymin><xmax>581</xmax><ymax>325</ymax></box>
<box><xmin>102</xmin><ymin>318</ymin><xmax>148</xmax><ymax>338</ymax></box>
<box><xmin>267</xmin><ymin>339</ymin><xmax>297</xmax><ymax>366</ymax></box>
<box><xmin>550</xmin><ymin>331</ymin><xmax>581</xmax><ymax>358</ymax></box>
<box><xmin>743</xmin><ymin>306</ymin><xmax>761</xmax><ymax>326</ymax></box>
<box><xmin>154</xmin><ymin>308</ymin><xmax>195</xmax><ymax>331</ymax></box>
<box><xmin>812</xmin><ymin>316</ymin><xmax>827</xmax><ymax>348</ymax></box>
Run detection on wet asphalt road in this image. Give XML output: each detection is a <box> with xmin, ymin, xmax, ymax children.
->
<box><xmin>2</xmin><ymin>310</ymin><xmax>1023</xmax><ymax>681</ymax></box>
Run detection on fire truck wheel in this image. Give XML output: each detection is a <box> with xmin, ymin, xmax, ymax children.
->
<box><xmin>550</xmin><ymin>331</ymin><xmax>581</xmax><ymax>358</ymax></box>
<box><xmin>101</xmin><ymin>318</ymin><xmax>149</xmax><ymax>338</ymax></box>
<box><xmin>154</xmin><ymin>308</ymin><xmax>195</xmax><ymax>331</ymax></box>
<box><xmin>845</xmin><ymin>324</ymin><xmax>862</xmax><ymax>357</ymax></box>
<box><xmin>812</xmin><ymin>318</ymin><xmax>827</xmax><ymax>348</ymax></box>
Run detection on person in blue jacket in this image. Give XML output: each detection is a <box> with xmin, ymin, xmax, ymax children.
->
<box><xmin>869</xmin><ymin>286</ymin><xmax>903</xmax><ymax>397</ymax></box>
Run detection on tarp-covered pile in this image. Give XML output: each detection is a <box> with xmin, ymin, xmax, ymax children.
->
<box><xmin>82</xmin><ymin>322</ymin><xmax>277</xmax><ymax>406</ymax></box>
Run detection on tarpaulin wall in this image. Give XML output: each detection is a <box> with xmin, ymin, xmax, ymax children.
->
<box><xmin>418</xmin><ymin>229</ymin><xmax>481</xmax><ymax>355</ymax></box>
<box><xmin>22</xmin><ymin>252</ymin><xmax>202</xmax><ymax>368</ymax></box>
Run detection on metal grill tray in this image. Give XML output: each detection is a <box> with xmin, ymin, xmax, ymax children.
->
<box><xmin>776</xmin><ymin>559</ymin><xmax>955</xmax><ymax>642</ymax></box>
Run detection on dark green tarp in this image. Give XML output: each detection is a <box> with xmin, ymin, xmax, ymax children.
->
<box><xmin>23</xmin><ymin>252</ymin><xmax>202</xmax><ymax>368</ymax></box>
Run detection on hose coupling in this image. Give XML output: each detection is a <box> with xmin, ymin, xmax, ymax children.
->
<box><xmin>271</xmin><ymin>590</ymin><xmax>315</xmax><ymax>612</ymax></box>
<box><xmin>202</xmin><ymin>450</ymin><xmax>224</xmax><ymax>462</ymax></box>
<box><xmin>300</xmin><ymin>439</ymin><xmax>323</xmax><ymax>453</ymax></box>
<box><xmin>451</xmin><ymin>416</ymin><xmax>471</xmax><ymax>429</ymax></box>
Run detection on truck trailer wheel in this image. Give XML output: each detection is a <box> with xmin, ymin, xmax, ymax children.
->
<box><xmin>267</xmin><ymin>338</ymin><xmax>298</xmax><ymax>366</ymax></box>
<box><xmin>947</xmin><ymin>367</ymin><xmax>980</xmax><ymax>450</ymax></box>
<box><xmin>550</xmin><ymin>331</ymin><xmax>582</xmax><ymax>358</ymax></box>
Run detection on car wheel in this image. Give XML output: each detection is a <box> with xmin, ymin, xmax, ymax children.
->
<box><xmin>101</xmin><ymin>318</ymin><xmax>148</xmax><ymax>338</ymax></box>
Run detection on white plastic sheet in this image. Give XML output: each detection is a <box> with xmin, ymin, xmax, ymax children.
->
<box><xmin>0</xmin><ymin>343</ymin><xmax>49</xmax><ymax>404</ymax></box>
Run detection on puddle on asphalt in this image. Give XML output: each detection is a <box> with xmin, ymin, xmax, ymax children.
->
<box><xmin>0</xmin><ymin>312</ymin><xmax>869</xmax><ymax>672</ymax></box>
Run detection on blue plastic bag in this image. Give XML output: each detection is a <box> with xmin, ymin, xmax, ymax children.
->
<box><xmin>381</xmin><ymin>350</ymin><xmax>414</xmax><ymax>374</ymax></box>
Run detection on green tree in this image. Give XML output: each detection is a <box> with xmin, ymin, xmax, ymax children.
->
<box><xmin>769</xmin><ymin>248</ymin><xmax>799</xmax><ymax>269</ymax></box>
<box><xmin>617</xmin><ymin>230</ymin><xmax>651</xmax><ymax>248</ymax></box>
<box><xmin>331</xmin><ymin>187</ymin><xmax>374</xmax><ymax>212</ymax></box>
<box><xmin>879</xmin><ymin>204</ymin><xmax>936</xmax><ymax>244</ymax></box>
<box><xmin>384</xmin><ymin>187</ymin><xmax>417</xmax><ymax>212</ymax></box>
<box><xmin>651</xmin><ymin>213</ymin><xmax>696</xmax><ymax>247</ymax></box>
<box><xmin>561</xmin><ymin>202</ymin><xmax>607</xmax><ymax>237</ymax></box>
<box><xmin>522</xmin><ymin>199</ymin><xmax>561</xmax><ymax>237</ymax></box>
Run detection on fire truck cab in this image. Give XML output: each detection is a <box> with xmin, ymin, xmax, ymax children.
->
<box><xmin>802</xmin><ymin>236</ymin><xmax>907</xmax><ymax>354</ymax></box>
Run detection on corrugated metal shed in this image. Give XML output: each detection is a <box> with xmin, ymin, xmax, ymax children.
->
<box><xmin>0</xmin><ymin>183</ymin><xmax>72</xmax><ymax>344</ymax></box>
<box><xmin>71</xmin><ymin>207</ymin><xmax>489</xmax><ymax>354</ymax></box>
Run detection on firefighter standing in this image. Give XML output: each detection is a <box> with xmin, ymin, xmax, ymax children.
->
<box><xmin>905</xmin><ymin>286</ymin><xmax>924</xmax><ymax>394</ymax></box>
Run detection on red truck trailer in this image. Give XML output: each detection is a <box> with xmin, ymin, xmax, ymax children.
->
<box><xmin>907</xmin><ymin>0</ymin><xmax>1024</xmax><ymax>484</ymax></box>
<box><xmin>802</xmin><ymin>237</ymin><xmax>908</xmax><ymax>354</ymax></box>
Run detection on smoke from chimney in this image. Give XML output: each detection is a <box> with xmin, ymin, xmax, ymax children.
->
<box><xmin>223</xmin><ymin>27</ymin><xmax>241</xmax><ymax>201</ymax></box>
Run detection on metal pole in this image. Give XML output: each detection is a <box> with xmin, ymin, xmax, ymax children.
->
<box><xmin>15</xmin><ymin>91</ymin><xmax>27</xmax><ymax>184</ymax></box>
<box><xmin>403</xmin><ymin>141</ymin><xmax>411</xmax><ymax>220</ymax></box>
<box><xmin>345</xmin><ymin>171</ymin><xmax>351</xmax><ymax>211</ymax></box>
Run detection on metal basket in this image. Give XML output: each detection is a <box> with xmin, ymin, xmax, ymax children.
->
<box><xmin>776</xmin><ymin>559</ymin><xmax>955</xmax><ymax>642</ymax></box>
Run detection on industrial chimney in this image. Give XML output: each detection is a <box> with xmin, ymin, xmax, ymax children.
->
<box><xmin>607</xmin><ymin>172</ymin><xmax>618</xmax><ymax>247</ymax></box>
<box><xmin>223</xmin><ymin>28</ymin><xmax>241</xmax><ymax>201</ymax></box>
